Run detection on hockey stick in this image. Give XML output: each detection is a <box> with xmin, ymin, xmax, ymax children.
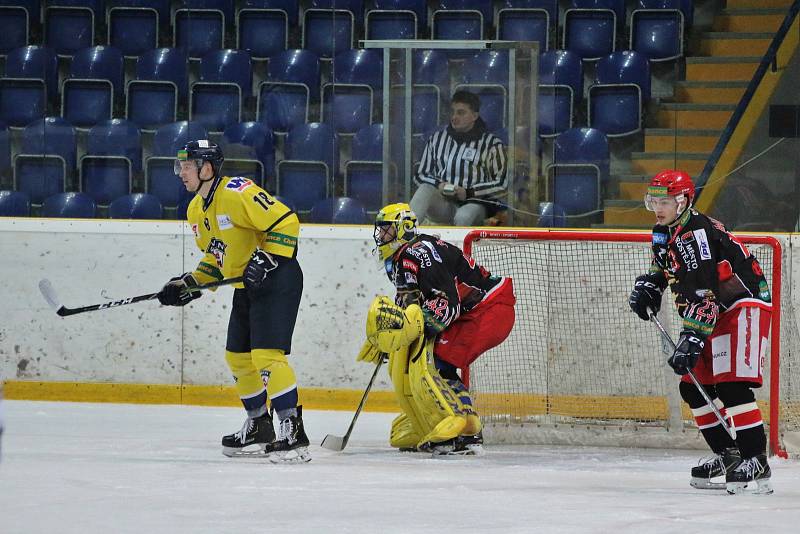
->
<box><xmin>649</xmin><ymin>312</ymin><xmax>737</xmax><ymax>440</ymax></box>
<box><xmin>321</xmin><ymin>357</ymin><xmax>384</xmax><ymax>452</ymax></box>
<box><xmin>39</xmin><ymin>277</ymin><xmax>243</xmax><ymax>317</ymax></box>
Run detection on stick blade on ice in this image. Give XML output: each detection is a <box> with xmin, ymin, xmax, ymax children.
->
<box><xmin>38</xmin><ymin>279</ymin><xmax>63</xmax><ymax>313</ymax></box>
<box><xmin>321</xmin><ymin>434</ymin><xmax>345</xmax><ymax>451</ymax></box>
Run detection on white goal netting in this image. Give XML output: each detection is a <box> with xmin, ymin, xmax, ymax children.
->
<box><xmin>465</xmin><ymin>230</ymin><xmax>800</xmax><ymax>457</ymax></box>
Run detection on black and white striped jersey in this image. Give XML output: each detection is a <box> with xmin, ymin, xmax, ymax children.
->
<box><xmin>414</xmin><ymin>120</ymin><xmax>507</xmax><ymax>199</ymax></box>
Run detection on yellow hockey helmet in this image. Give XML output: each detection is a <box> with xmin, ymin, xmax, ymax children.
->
<box><xmin>374</xmin><ymin>203</ymin><xmax>418</xmax><ymax>261</ymax></box>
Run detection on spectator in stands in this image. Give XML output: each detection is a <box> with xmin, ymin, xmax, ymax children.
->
<box><xmin>411</xmin><ymin>91</ymin><xmax>507</xmax><ymax>226</ymax></box>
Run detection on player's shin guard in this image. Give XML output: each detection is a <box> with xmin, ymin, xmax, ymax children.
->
<box><xmin>716</xmin><ymin>382</ymin><xmax>771</xmax><ymax>494</ymax></box>
<box><xmin>680</xmin><ymin>381</ymin><xmax>736</xmax><ymax>454</ymax></box>
<box><xmin>225</xmin><ymin>350</ymin><xmax>269</xmax><ymax>418</ymax></box>
<box><xmin>251</xmin><ymin>348</ymin><xmax>299</xmax><ymax>418</ymax></box>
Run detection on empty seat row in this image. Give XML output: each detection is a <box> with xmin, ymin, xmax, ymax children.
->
<box><xmin>0</xmin><ymin>1</ymin><xmax>694</xmax><ymax>62</ymax></box>
<box><xmin>0</xmin><ymin>189</ymin><xmax>371</xmax><ymax>223</ymax></box>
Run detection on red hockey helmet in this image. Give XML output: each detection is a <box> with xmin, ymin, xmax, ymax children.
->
<box><xmin>644</xmin><ymin>170</ymin><xmax>695</xmax><ymax>212</ymax></box>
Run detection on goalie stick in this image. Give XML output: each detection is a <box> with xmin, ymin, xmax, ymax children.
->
<box><xmin>39</xmin><ymin>277</ymin><xmax>243</xmax><ymax>317</ymax></box>
<box><xmin>649</xmin><ymin>312</ymin><xmax>737</xmax><ymax>440</ymax></box>
<box><xmin>321</xmin><ymin>357</ymin><xmax>384</xmax><ymax>452</ymax></box>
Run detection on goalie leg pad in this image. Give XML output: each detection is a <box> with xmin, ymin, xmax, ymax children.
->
<box><xmin>390</xmin><ymin>413</ymin><xmax>421</xmax><ymax>449</ymax></box>
<box><xmin>388</xmin><ymin>337</ymin><xmax>433</xmax><ymax>442</ymax></box>
<box><xmin>225</xmin><ymin>350</ymin><xmax>268</xmax><ymax>418</ymax></box>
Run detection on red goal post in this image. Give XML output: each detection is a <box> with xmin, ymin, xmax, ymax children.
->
<box><xmin>463</xmin><ymin>229</ymin><xmax>790</xmax><ymax>458</ymax></box>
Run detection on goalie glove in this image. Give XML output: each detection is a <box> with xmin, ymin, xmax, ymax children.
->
<box><xmin>243</xmin><ymin>249</ymin><xmax>278</xmax><ymax>290</ymax></box>
<box><xmin>667</xmin><ymin>331</ymin><xmax>705</xmax><ymax>376</ymax></box>
<box><xmin>157</xmin><ymin>273</ymin><xmax>201</xmax><ymax>307</ymax></box>
<box><xmin>629</xmin><ymin>273</ymin><xmax>667</xmax><ymax>321</ymax></box>
<box><xmin>356</xmin><ymin>339</ymin><xmax>386</xmax><ymax>365</ymax></box>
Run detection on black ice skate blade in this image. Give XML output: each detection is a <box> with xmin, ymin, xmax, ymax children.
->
<box><xmin>431</xmin><ymin>445</ymin><xmax>486</xmax><ymax>459</ymax></box>
<box><xmin>268</xmin><ymin>446</ymin><xmax>312</xmax><ymax>464</ymax></box>
<box><xmin>222</xmin><ymin>444</ymin><xmax>268</xmax><ymax>458</ymax></box>
<box><xmin>726</xmin><ymin>479</ymin><xmax>774</xmax><ymax>495</ymax></box>
<box><xmin>690</xmin><ymin>477</ymin><xmax>726</xmax><ymax>490</ymax></box>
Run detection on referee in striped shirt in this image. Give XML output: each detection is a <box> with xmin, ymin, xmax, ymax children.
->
<box><xmin>410</xmin><ymin>90</ymin><xmax>507</xmax><ymax>226</ymax></box>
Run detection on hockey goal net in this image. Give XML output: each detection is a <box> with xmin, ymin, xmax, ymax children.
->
<box><xmin>464</xmin><ymin>230</ymin><xmax>800</xmax><ymax>458</ymax></box>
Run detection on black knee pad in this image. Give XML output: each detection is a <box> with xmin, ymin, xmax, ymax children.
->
<box><xmin>715</xmin><ymin>381</ymin><xmax>756</xmax><ymax>408</ymax></box>
<box><xmin>679</xmin><ymin>381</ymin><xmax>718</xmax><ymax>409</ymax></box>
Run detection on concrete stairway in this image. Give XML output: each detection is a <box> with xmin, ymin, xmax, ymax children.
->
<box><xmin>603</xmin><ymin>0</ymin><xmax>791</xmax><ymax>227</ymax></box>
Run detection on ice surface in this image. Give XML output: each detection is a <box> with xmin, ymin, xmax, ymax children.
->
<box><xmin>2</xmin><ymin>401</ymin><xmax>800</xmax><ymax>533</ymax></box>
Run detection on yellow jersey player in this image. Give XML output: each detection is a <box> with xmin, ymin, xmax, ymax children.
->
<box><xmin>157</xmin><ymin>140</ymin><xmax>310</xmax><ymax>463</ymax></box>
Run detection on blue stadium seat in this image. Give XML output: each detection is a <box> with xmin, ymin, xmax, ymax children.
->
<box><xmin>87</xmin><ymin>118</ymin><xmax>142</xmax><ymax>172</ymax></box>
<box><xmin>0</xmin><ymin>190</ymin><xmax>31</xmax><ymax>216</ymax></box>
<box><xmin>630</xmin><ymin>0</ymin><xmax>692</xmax><ymax>62</ymax></box>
<box><xmin>311</xmin><ymin>0</ymin><xmax>363</xmax><ymax>24</ymax></box>
<box><xmin>432</xmin><ymin>8</ymin><xmax>483</xmax><ymax>41</ymax></box>
<box><xmin>310</xmin><ymin>197</ymin><xmax>368</xmax><ymax>224</ymax></box>
<box><xmin>173</xmin><ymin>9</ymin><xmax>225</xmax><ymax>59</ymax></box>
<box><xmin>191</xmin><ymin>49</ymin><xmax>252</xmax><ymax>132</ymax></box>
<box><xmin>42</xmin><ymin>192</ymin><xmax>96</xmax><ymax>218</ymax></box>
<box><xmin>222</xmin><ymin>121</ymin><xmax>275</xmax><ymax>183</ymax></box>
<box><xmin>278</xmin><ymin>122</ymin><xmax>337</xmax><ymax>211</ymax></box>
<box><xmin>323</xmin><ymin>49</ymin><xmax>382</xmax><ymax>134</ymax></box>
<box><xmin>302</xmin><ymin>9</ymin><xmax>353</xmax><ymax>59</ymax></box>
<box><xmin>241</xmin><ymin>0</ymin><xmax>298</xmax><ymax>26</ymax></box>
<box><xmin>563</xmin><ymin>0</ymin><xmax>622</xmax><ymax>60</ymax></box>
<box><xmin>0</xmin><ymin>122</ymin><xmax>9</xmax><ymax>176</ymax></box>
<box><xmin>44</xmin><ymin>6</ymin><xmax>94</xmax><ymax>57</ymax></box>
<box><xmin>108</xmin><ymin>7</ymin><xmax>159</xmax><ymax>58</ymax></box>
<box><xmin>258</xmin><ymin>49</ymin><xmax>320</xmax><ymax>132</ymax></box>
<box><xmin>538</xmin><ymin>49</ymin><xmax>582</xmax><ymax>137</ymax></box>
<box><xmin>111</xmin><ymin>0</ymin><xmax>170</xmax><ymax>28</ymax></box>
<box><xmin>547</xmin><ymin>127</ymin><xmax>608</xmax><ymax>215</ymax></box>
<box><xmin>147</xmin><ymin>121</ymin><xmax>207</xmax><ymax>207</ymax></box>
<box><xmin>537</xmin><ymin>201</ymin><xmax>567</xmax><ymax>227</ymax></box>
<box><xmin>374</xmin><ymin>0</ymin><xmax>427</xmax><ymax>30</ymax></box>
<box><xmin>366</xmin><ymin>8</ymin><xmax>417</xmax><ymax>40</ymax></box>
<box><xmin>127</xmin><ymin>48</ymin><xmax>188</xmax><ymax>130</ymax></box>
<box><xmin>180</xmin><ymin>0</ymin><xmax>234</xmax><ymax>28</ymax></box>
<box><xmin>456</xmin><ymin>50</ymin><xmax>509</xmax><ymax>132</ymax></box>
<box><xmin>176</xmin><ymin>195</ymin><xmax>192</xmax><ymax>219</ymax></box>
<box><xmin>81</xmin><ymin>119</ymin><xmax>139</xmax><ymax>205</ymax></box>
<box><xmin>438</xmin><ymin>0</ymin><xmax>493</xmax><ymax>28</ymax></box>
<box><xmin>496</xmin><ymin>7</ymin><xmax>550</xmax><ymax>51</ymax></box>
<box><xmin>588</xmin><ymin>51</ymin><xmax>651</xmax><ymax>137</ymax></box>
<box><xmin>4</xmin><ymin>45</ymin><xmax>58</xmax><ymax>103</ymax></box>
<box><xmin>21</xmin><ymin>117</ymin><xmax>77</xmax><ymax>172</ymax></box>
<box><xmin>237</xmin><ymin>8</ymin><xmax>288</xmax><ymax>60</ymax></box>
<box><xmin>0</xmin><ymin>7</ymin><xmax>29</xmax><ymax>57</ymax></box>
<box><xmin>14</xmin><ymin>155</ymin><xmax>66</xmax><ymax>205</ymax></box>
<box><xmin>503</xmin><ymin>0</ymin><xmax>558</xmax><ymax>25</ymax></box>
<box><xmin>109</xmin><ymin>193</ymin><xmax>163</xmax><ymax>219</ymax></box>
<box><xmin>345</xmin><ymin>124</ymin><xmax>383</xmax><ymax>212</ymax></box>
<box><xmin>62</xmin><ymin>46</ymin><xmax>124</xmax><ymax>129</ymax></box>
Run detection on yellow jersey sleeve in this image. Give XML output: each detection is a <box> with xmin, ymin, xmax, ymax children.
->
<box><xmin>221</xmin><ymin>178</ymin><xmax>299</xmax><ymax>259</ymax></box>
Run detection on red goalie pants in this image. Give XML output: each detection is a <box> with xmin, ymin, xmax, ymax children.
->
<box><xmin>683</xmin><ymin>303</ymin><xmax>772</xmax><ymax>387</ymax></box>
<box><xmin>434</xmin><ymin>277</ymin><xmax>516</xmax><ymax>369</ymax></box>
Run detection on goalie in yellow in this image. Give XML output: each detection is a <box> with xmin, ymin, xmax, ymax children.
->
<box><xmin>156</xmin><ymin>140</ymin><xmax>309</xmax><ymax>463</ymax></box>
<box><xmin>359</xmin><ymin>203</ymin><xmax>516</xmax><ymax>455</ymax></box>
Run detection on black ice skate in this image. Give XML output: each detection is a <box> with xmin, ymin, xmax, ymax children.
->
<box><xmin>222</xmin><ymin>412</ymin><xmax>275</xmax><ymax>457</ymax></box>
<box><xmin>430</xmin><ymin>432</ymin><xmax>485</xmax><ymax>457</ymax></box>
<box><xmin>726</xmin><ymin>454</ymin><xmax>773</xmax><ymax>495</ymax></box>
<box><xmin>266</xmin><ymin>406</ymin><xmax>311</xmax><ymax>463</ymax></box>
<box><xmin>690</xmin><ymin>448</ymin><xmax>741</xmax><ymax>490</ymax></box>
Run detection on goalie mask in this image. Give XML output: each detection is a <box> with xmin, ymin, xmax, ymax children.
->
<box><xmin>174</xmin><ymin>140</ymin><xmax>224</xmax><ymax>182</ymax></box>
<box><xmin>374</xmin><ymin>203</ymin><xmax>418</xmax><ymax>261</ymax></box>
<box><xmin>644</xmin><ymin>170</ymin><xmax>695</xmax><ymax>223</ymax></box>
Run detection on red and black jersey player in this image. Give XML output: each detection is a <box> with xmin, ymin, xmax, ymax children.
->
<box><xmin>373</xmin><ymin>202</ymin><xmax>516</xmax><ymax>453</ymax></box>
<box><xmin>628</xmin><ymin>170</ymin><xmax>774</xmax><ymax>495</ymax></box>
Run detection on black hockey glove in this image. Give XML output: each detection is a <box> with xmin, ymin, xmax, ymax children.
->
<box><xmin>628</xmin><ymin>274</ymin><xmax>666</xmax><ymax>321</ymax></box>
<box><xmin>157</xmin><ymin>273</ymin><xmax>201</xmax><ymax>307</ymax></box>
<box><xmin>243</xmin><ymin>249</ymin><xmax>278</xmax><ymax>290</ymax></box>
<box><xmin>667</xmin><ymin>331</ymin><xmax>705</xmax><ymax>376</ymax></box>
